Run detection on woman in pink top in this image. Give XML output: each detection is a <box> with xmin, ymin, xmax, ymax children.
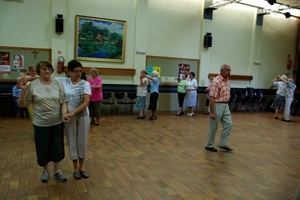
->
<box><xmin>87</xmin><ymin>68</ymin><xmax>103</xmax><ymax>125</ymax></box>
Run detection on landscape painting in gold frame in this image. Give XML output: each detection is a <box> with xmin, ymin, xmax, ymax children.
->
<box><xmin>75</xmin><ymin>15</ymin><xmax>126</xmax><ymax>63</ymax></box>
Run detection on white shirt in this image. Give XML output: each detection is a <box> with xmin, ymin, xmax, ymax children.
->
<box><xmin>56</xmin><ymin>77</ymin><xmax>91</xmax><ymax>116</ymax></box>
<box><xmin>273</xmin><ymin>81</ymin><xmax>287</xmax><ymax>96</ymax></box>
<box><xmin>187</xmin><ymin>79</ymin><xmax>198</xmax><ymax>93</ymax></box>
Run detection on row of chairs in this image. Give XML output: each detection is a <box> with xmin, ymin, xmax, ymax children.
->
<box><xmin>229</xmin><ymin>88</ymin><xmax>267</xmax><ymax>112</ymax></box>
<box><xmin>102</xmin><ymin>92</ymin><xmax>137</xmax><ymax>115</ymax></box>
<box><xmin>291</xmin><ymin>93</ymin><xmax>300</xmax><ymax>115</ymax></box>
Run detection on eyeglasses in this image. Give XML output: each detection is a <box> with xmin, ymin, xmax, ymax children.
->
<box><xmin>72</xmin><ymin>70</ymin><xmax>83</xmax><ymax>73</ymax></box>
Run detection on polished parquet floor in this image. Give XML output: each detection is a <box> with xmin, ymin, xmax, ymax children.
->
<box><xmin>0</xmin><ymin>111</ymin><xmax>300</xmax><ymax>200</ymax></box>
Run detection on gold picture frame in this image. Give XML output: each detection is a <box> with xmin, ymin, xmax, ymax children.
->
<box><xmin>75</xmin><ymin>15</ymin><xmax>127</xmax><ymax>63</ymax></box>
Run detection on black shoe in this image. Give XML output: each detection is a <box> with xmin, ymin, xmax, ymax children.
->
<box><xmin>176</xmin><ymin>112</ymin><xmax>181</xmax><ymax>116</ymax></box>
<box><xmin>205</xmin><ymin>146</ymin><xmax>218</xmax><ymax>152</ymax></box>
<box><xmin>74</xmin><ymin>172</ymin><xmax>82</xmax><ymax>180</ymax></box>
<box><xmin>217</xmin><ymin>146</ymin><xmax>233</xmax><ymax>152</ymax></box>
<box><xmin>137</xmin><ymin>115</ymin><xmax>146</xmax><ymax>119</ymax></box>
<box><xmin>90</xmin><ymin>120</ymin><xmax>95</xmax><ymax>125</ymax></box>
<box><xmin>282</xmin><ymin>119</ymin><xmax>291</xmax><ymax>122</ymax></box>
<box><xmin>79</xmin><ymin>171</ymin><xmax>89</xmax><ymax>179</ymax></box>
<box><xmin>275</xmin><ymin>116</ymin><xmax>278</xmax><ymax>120</ymax></box>
<box><xmin>149</xmin><ymin>116</ymin><xmax>157</xmax><ymax>120</ymax></box>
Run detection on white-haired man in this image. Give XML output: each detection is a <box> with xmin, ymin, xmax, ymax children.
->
<box><xmin>205</xmin><ymin>64</ymin><xmax>232</xmax><ymax>152</ymax></box>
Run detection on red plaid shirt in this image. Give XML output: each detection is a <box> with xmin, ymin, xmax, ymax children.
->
<box><xmin>210</xmin><ymin>75</ymin><xmax>230</xmax><ymax>102</ymax></box>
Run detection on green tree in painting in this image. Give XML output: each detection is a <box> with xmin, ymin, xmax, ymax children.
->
<box><xmin>78</xmin><ymin>20</ymin><xmax>124</xmax><ymax>59</ymax></box>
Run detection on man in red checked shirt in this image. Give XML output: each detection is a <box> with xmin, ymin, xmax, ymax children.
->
<box><xmin>205</xmin><ymin>64</ymin><xmax>233</xmax><ymax>152</ymax></box>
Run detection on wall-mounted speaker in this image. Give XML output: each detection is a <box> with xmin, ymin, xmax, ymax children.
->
<box><xmin>55</xmin><ymin>14</ymin><xmax>64</xmax><ymax>33</ymax></box>
<box><xmin>267</xmin><ymin>0</ymin><xmax>276</xmax><ymax>5</ymax></box>
<box><xmin>284</xmin><ymin>12</ymin><xmax>291</xmax><ymax>18</ymax></box>
<box><xmin>204</xmin><ymin>33</ymin><xmax>212</xmax><ymax>48</ymax></box>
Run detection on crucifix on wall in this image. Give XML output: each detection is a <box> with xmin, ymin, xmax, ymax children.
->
<box><xmin>31</xmin><ymin>50</ymin><xmax>39</xmax><ymax>59</ymax></box>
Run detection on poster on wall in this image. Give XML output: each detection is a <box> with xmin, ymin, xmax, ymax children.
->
<box><xmin>178</xmin><ymin>63</ymin><xmax>190</xmax><ymax>80</ymax></box>
<box><xmin>146</xmin><ymin>66</ymin><xmax>161</xmax><ymax>78</ymax></box>
<box><xmin>146</xmin><ymin>66</ymin><xmax>153</xmax><ymax>76</ymax></box>
<box><xmin>0</xmin><ymin>52</ymin><xmax>11</xmax><ymax>78</ymax></box>
<box><xmin>13</xmin><ymin>55</ymin><xmax>24</xmax><ymax>69</ymax></box>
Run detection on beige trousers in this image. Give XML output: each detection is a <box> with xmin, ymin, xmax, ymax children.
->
<box><xmin>205</xmin><ymin>103</ymin><xmax>232</xmax><ymax>147</ymax></box>
<box><xmin>64</xmin><ymin>115</ymin><xmax>90</xmax><ymax>160</ymax></box>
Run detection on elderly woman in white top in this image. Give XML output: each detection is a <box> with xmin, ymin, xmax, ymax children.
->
<box><xmin>271</xmin><ymin>75</ymin><xmax>287</xmax><ymax>119</ymax></box>
<box><xmin>185</xmin><ymin>72</ymin><xmax>198</xmax><ymax>116</ymax></box>
<box><xmin>134</xmin><ymin>70</ymin><xmax>148</xmax><ymax>119</ymax></box>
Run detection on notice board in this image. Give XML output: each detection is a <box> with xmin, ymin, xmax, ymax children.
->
<box><xmin>146</xmin><ymin>55</ymin><xmax>199</xmax><ymax>85</ymax></box>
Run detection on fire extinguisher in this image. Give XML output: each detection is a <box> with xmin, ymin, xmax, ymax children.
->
<box><xmin>287</xmin><ymin>54</ymin><xmax>292</xmax><ymax>70</ymax></box>
<box><xmin>57</xmin><ymin>56</ymin><xmax>65</xmax><ymax>73</ymax></box>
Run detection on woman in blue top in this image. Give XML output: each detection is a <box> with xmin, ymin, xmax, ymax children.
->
<box><xmin>144</xmin><ymin>71</ymin><xmax>159</xmax><ymax>120</ymax></box>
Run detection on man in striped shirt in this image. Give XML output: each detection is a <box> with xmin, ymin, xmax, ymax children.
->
<box><xmin>205</xmin><ymin>64</ymin><xmax>233</xmax><ymax>152</ymax></box>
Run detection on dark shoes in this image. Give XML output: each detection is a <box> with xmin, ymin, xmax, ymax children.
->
<box><xmin>205</xmin><ymin>146</ymin><xmax>233</xmax><ymax>152</ymax></box>
<box><xmin>203</xmin><ymin>112</ymin><xmax>209</xmax><ymax>115</ymax></box>
<box><xmin>175</xmin><ymin>112</ymin><xmax>184</xmax><ymax>116</ymax></box>
<box><xmin>74</xmin><ymin>171</ymin><xmax>89</xmax><ymax>179</ymax></box>
<box><xmin>95</xmin><ymin>121</ymin><xmax>99</xmax><ymax>125</ymax></box>
<box><xmin>275</xmin><ymin>116</ymin><xmax>279</xmax><ymax>120</ymax></box>
<box><xmin>282</xmin><ymin>119</ymin><xmax>291</xmax><ymax>122</ymax></box>
<box><xmin>149</xmin><ymin>116</ymin><xmax>157</xmax><ymax>120</ymax></box>
<box><xmin>205</xmin><ymin>146</ymin><xmax>218</xmax><ymax>152</ymax></box>
<box><xmin>137</xmin><ymin>115</ymin><xmax>146</xmax><ymax>119</ymax></box>
<box><xmin>90</xmin><ymin>120</ymin><xmax>95</xmax><ymax>125</ymax></box>
<box><xmin>74</xmin><ymin>172</ymin><xmax>81</xmax><ymax>179</ymax></box>
<box><xmin>80</xmin><ymin>171</ymin><xmax>89</xmax><ymax>178</ymax></box>
<box><xmin>217</xmin><ymin>146</ymin><xmax>233</xmax><ymax>152</ymax></box>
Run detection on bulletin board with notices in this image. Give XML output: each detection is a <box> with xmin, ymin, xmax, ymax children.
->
<box><xmin>146</xmin><ymin>55</ymin><xmax>199</xmax><ymax>85</ymax></box>
<box><xmin>0</xmin><ymin>46</ymin><xmax>51</xmax><ymax>81</ymax></box>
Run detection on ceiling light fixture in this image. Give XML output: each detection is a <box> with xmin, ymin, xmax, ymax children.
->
<box><xmin>209</xmin><ymin>0</ymin><xmax>241</xmax><ymax>8</ymax></box>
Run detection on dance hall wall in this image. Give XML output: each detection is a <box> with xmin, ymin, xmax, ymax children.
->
<box><xmin>0</xmin><ymin>0</ymin><xmax>298</xmax><ymax>111</ymax></box>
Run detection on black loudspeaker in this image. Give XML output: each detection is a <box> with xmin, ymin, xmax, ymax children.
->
<box><xmin>284</xmin><ymin>12</ymin><xmax>291</xmax><ymax>18</ymax></box>
<box><xmin>55</xmin><ymin>14</ymin><xmax>64</xmax><ymax>33</ymax></box>
<box><xmin>267</xmin><ymin>0</ymin><xmax>276</xmax><ymax>5</ymax></box>
<box><xmin>204</xmin><ymin>33</ymin><xmax>212</xmax><ymax>48</ymax></box>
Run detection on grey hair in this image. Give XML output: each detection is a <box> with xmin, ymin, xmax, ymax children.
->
<box><xmin>281</xmin><ymin>75</ymin><xmax>287</xmax><ymax>81</ymax></box>
<box><xmin>152</xmin><ymin>71</ymin><xmax>158</xmax><ymax>77</ymax></box>
<box><xmin>288</xmin><ymin>78</ymin><xmax>294</xmax><ymax>83</ymax></box>
<box><xmin>220</xmin><ymin>63</ymin><xmax>230</xmax><ymax>71</ymax></box>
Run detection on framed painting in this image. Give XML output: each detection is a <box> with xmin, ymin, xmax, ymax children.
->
<box><xmin>75</xmin><ymin>15</ymin><xmax>127</xmax><ymax>63</ymax></box>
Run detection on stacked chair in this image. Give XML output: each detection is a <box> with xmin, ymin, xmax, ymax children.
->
<box><xmin>102</xmin><ymin>92</ymin><xmax>115</xmax><ymax>115</ymax></box>
<box><xmin>229</xmin><ymin>88</ymin><xmax>267</xmax><ymax>112</ymax></box>
<box><xmin>126</xmin><ymin>92</ymin><xmax>137</xmax><ymax>114</ymax></box>
<box><xmin>114</xmin><ymin>92</ymin><xmax>128</xmax><ymax>114</ymax></box>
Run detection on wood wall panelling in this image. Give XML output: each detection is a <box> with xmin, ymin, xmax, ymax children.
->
<box><xmin>63</xmin><ymin>66</ymin><xmax>135</xmax><ymax>75</ymax></box>
<box><xmin>208</xmin><ymin>73</ymin><xmax>253</xmax><ymax>81</ymax></box>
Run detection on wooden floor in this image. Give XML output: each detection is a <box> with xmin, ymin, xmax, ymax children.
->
<box><xmin>0</xmin><ymin>111</ymin><xmax>300</xmax><ymax>200</ymax></box>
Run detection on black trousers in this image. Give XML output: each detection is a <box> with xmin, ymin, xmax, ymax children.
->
<box><xmin>148</xmin><ymin>92</ymin><xmax>159</xmax><ymax>111</ymax></box>
<box><xmin>178</xmin><ymin>92</ymin><xmax>186</xmax><ymax>107</ymax></box>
